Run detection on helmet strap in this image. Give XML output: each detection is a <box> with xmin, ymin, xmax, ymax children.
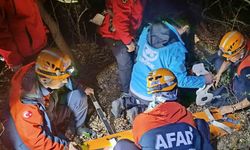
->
<box><xmin>38</xmin><ymin>75</ymin><xmax>52</xmax><ymax>87</ymax></box>
<box><xmin>147</xmin><ymin>89</ymin><xmax>178</xmax><ymax>110</ymax></box>
<box><xmin>231</xmin><ymin>49</ymin><xmax>246</xmax><ymax>64</ymax></box>
<box><xmin>241</xmin><ymin>48</ymin><xmax>248</xmax><ymax>60</ymax></box>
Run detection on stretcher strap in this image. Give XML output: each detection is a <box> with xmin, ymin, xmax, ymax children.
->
<box><xmin>210</xmin><ymin>121</ymin><xmax>233</xmax><ymax>134</ymax></box>
<box><xmin>204</xmin><ymin>109</ymin><xmax>233</xmax><ymax>134</ymax></box>
<box><xmin>204</xmin><ymin>109</ymin><xmax>215</xmax><ymax>121</ymax></box>
<box><xmin>222</xmin><ymin>116</ymin><xmax>240</xmax><ymax>124</ymax></box>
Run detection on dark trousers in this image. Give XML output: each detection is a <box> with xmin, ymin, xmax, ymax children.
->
<box><xmin>104</xmin><ymin>38</ymin><xmax>136</xmax><ymax>93</ymax></box>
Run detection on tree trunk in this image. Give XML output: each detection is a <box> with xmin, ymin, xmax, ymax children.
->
<box><xmin>36</xmin><ymin>0</ymin><xmax>75</xmax><ymax>62</ymax></box>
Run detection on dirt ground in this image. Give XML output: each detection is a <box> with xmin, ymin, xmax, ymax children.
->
<box><xmin>0</xmin><ymin>22</ymin><xmax>250</xmax><ymax>149</ymax></box>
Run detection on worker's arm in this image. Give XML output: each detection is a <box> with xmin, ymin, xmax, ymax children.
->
<box><xmin>15</xmin><ymin>105</ymin><xmax>69</xmax><ymax>149</ymax></box>
<box><xmin>71</xmin><ymin>78</ymin><xmax>94</xmax><ymax>96</ymax></box>
<box><xmin>167</xmin><ymin>44</ymin><xmax>207</xmax><ymax>88</ymax></box>
<box><xmin>214</xmin><ymin>60</ymin><xmax>231</xmax><ymax>87</ymax></box>
<box><xmin>219</xmin><ymin>98</ymin><xmax>250</xmax><ymax>115</ymax></box>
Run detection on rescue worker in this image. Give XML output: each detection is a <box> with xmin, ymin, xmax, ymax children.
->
<box><xmin>98</xmin><ymin>0</ymin><xmax>146</xmax><ymax>96</ymax></box>
<box><xmin>111</xmin><ymin>21</ymin><xmax>214</xmax><ymax>122</ymax></box>
<box><xmin>206</xmin><ymin>31</ymin><xmax>250</xmax><ymax>115</ymax></box>
<box><xmin>0</xmin><ymin>0</ymin><xmax>47</xmax><ymax>69</ymax></box>
<box><xmin>0</xmin><ymin>48</ymin><xmax>93</xmax><ymax>149</ymax></box>
<box><xmin>114</xmin><ymin>68</ymin><xmax>213</xmax><ymax>150</ymax></box>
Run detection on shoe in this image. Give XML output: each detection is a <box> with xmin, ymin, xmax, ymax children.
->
<box><xmin>126</xmin><ymin>107</ymin><xmax>139</xmax><ymax>124</ymax></box>
<box><xmin>120</xmin><ymin>92</ymin><xmax>130</xmax><ymax>98</ymax></box>
<box><xmin>77</xmin><ymin>127</ymin><xmax>96</xmax><ymax>138</ymax></box>
<box><xmin>111</xmin><ymin>97</ymin><xmax>125</xmax><ymax>118</ymax></box>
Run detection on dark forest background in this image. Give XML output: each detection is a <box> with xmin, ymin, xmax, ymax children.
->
<box><xmin>43</xmin><ymin>0</ymin><xmax>250</xmax><ymax>45</ymax></box>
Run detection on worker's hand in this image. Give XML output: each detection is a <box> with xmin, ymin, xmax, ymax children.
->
<box><xmin>69</xmin><ymin>142</ymin><xmax>81</xmax><ymax>150</ymax></box>
<box><xmin>214</xmin><ymin>73</ymin><xmax>222</xmax><ymax>87</ymax></box>
<box><xmin>65</xmin><ymin>129</ymin><xmax>75</xmax><ymax>141</ymax></box>
<box><xmin>126</xmin><ymin>41</ymin><xmax>136</xmax><ymax>52</ymax></box>
<box><xmin>84</xmin><ymin>87</ymin><xmax>94</xmax><ymax>96</ymax></box>
<box><xmin>204</xmin><ymin>73</ymin><xmax>214</xmax><ymax>84</ymax></box>
<box><xmin>176</xmin><ymin>25</ymin><xmax>190</xmax><ymax>35</ymax></box>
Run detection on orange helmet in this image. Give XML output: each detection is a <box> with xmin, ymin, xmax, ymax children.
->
<box><xmin>147</xmin><ymin>68</ymin><xmax>177</xmax><ymax>94</ymax></box>
<box><xmin>35</xmin><ymin>49</ymin><xmax>74</xmax><ymax>80</ymax></box>
<box><xmin>219</xmin><ymin>31</ymin><xmax>246</xmax><ymax>58</ymax></box>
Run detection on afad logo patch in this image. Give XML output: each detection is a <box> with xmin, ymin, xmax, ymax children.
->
<box><xmin>23</xmin><ymin>111</ymin><xmax>32</xmax><ymax>119</ymax></box>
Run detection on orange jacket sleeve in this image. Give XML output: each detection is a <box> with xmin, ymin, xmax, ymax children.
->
<box><xmin>15</xmin><ymin>104</ymin><xmax>69</xmax><ymax>150</ymax></box>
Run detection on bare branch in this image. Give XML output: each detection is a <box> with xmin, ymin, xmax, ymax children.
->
<box><xmin>202</xmin><ymin>0</ymin><xmax>220</xmax><ymax>17</ymax></box>
<box><xmin>231</xmin><ymin>5</ymin><xmax>244</xmax><ymax>29</ymax></box>
<box><xmin>77</xmin><ymin>7</ymin><xmax>88</xmax><ymax>24</ymax></box>
<box><xmin>229</xmin><ymin>19</ymin><xmax>250</xmax><ymax>27</ymax></box>
<box><xmin>243</xmin><ymin>0</ymin><xmax>250</xmax><ymax>5</ymax></box>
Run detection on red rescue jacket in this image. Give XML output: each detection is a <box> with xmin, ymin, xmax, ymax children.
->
<box><xmin>237</xmin><ymin>40</ymin><xmax>250</xmax><ymax>76</ymax></box>
<box><xmin>9</xmin><ymin>62</ymin><xmax>68</xmax><ymax>150</ymax></box>
<box><xmin>0</xmin><ymin>0</ymin><xmax>47</xmax><ymax>67</ymax></box>
<box><xmin>98</xmin><ymin>0</ymin><xmax>144</xmax><ymax>45</ymax></box>
<box><xmin>132</xmin><ymin>102</ymin><xmax>196</xmax><ymax>146</ymax></box>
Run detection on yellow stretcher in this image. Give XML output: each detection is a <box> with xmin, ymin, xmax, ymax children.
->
<box><xmin>193</xmin><ymin>108</ymin><xmax>241</xmax><ymax>138</ymax></box>
<box><xmin>82</xmin><ymin>130</ymin><xmax>133</xmax><ymax>150</ymax></box>
<box><xmin>82</xmin><ymin>109</ymin><xmax>242</xmax><ymax>149</ymax></box>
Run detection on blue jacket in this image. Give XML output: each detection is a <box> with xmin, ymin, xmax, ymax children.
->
<box><xmin>130</xmin><ymin>22</ymin><xmax>205</xmax><ymax>101</ymax></box>
<box><xmin>139</xmin><ymin>123</ymin><xmax>202</xmax><ymax>150</ymax></box>
<box><xmin>132</xmin><ymin>102</ymin><xmax>213</xmax><ymax>150</ymax></box>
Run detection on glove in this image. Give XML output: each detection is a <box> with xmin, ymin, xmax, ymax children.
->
<box><xmin>65</xmin><ymin>127</ymin><xmax>76</xmax><ymax>141</ymax></box>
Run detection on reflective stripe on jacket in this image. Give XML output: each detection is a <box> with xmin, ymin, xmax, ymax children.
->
<box><xmin>237</xmin><ymin>40</ymin><xmax>250</xmax><ymax>76</ymax></box>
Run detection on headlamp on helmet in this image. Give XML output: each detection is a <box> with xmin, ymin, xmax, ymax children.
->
<box><xmin>35</xmin><ymin>49</ymin><xmax>73</xmax><ymax>80</ymax></box>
